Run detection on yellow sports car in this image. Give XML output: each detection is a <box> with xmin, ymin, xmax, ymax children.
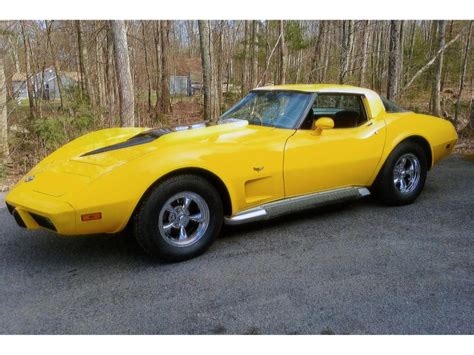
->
<box><xmin>5</xmin><ymin>84</ymin><xmax>458</xmax><ymax>261</ymax></box>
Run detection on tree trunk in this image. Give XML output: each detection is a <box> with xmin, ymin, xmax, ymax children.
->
<box><xmin>250</xmin><ymin>20</ymin><xmax>259</xmax><ymax>88</ymax></box>
<box><xmin>431</xmin><ymin>20</ymin><xmax>446</xmax><ymax>117</ymax></box>
<box><xmin>46</xmin><ymin>20</ymin><xmax>64</xmax><ymax>109</ymax></box>
<box><xmin>387</xmin><ymin>20</ymin><xmax>401</xmax><ymax>100</ymax></box>
<box><xmin>0</xmin><ymin>52</ymin><xmax>9</xmax><ymax>162</ymax></box>
<box><xmin>199</xmin><ymin>20</ymin><xmax>212</xmax><ymax>120</ymax></box>
<box><xmin>105</xmin><ymin>24</ymin><xmax>117</xmax><ymax>122</ymax></box>
<box><xmin>110</xmin><ymin>20</ymin><xmax>135</xmax><ymax>127</ymax></box>
<box><xmin>198</xmin><ymin>20</ymin><xmax>220</xmax><ymax>122</ymax></box>
<box><xmin>20</xmin><ymin>21</ymin><xmax>35</xmax><ymax>118</ymax></box>
<box><xmin>95</xmin><ymin>21</ymin><xmax>107</xmax><ymax>112</ymax></box>
<box><xmin>359</xmin><ymin>20</ymin><xmax>371</xmax><ymax>87</ymax></box>
<box><xmin>241</xmin><ymin>21</ymin><xmax>249</xmax><ymax>95</ymax></box>
<box><xmin>405</xmin><ymin>20</ymin><xmax>417</xmax><ymax>86</ymax></box>
<box><xmin>141</xmin><ymin>21</ymin><xmax>152</xmax><ymax>115</ymax></box>
<box><xmin>278</xmin><ymin>20</ymin><xmax>288</xmax><ymax>85</ymax></box>
<box><xmin>158</xmin><ymin>20</ymin><xmax>171</xmax><ymax>114</ymax></box>
<box><xmin>153</xmin><ymin>21</ymin><xmax>163</xmax><ymax>119</ymax></box>
<box><xmin>310</xmin><ymin>21</ymin><xmax>324</xmax><ymax>82</ymax></box>
<box><xmin>454</xmin><ymin>21</ymin><xmax>473</xmax><ymax>124</ymax></box>
<box><xmin>79</xmin><ymin>21</ymin><xmax>96</xmax><ymax>107</ymax></box>
<box><xmin>339</xmin><ymin>20</ymin><xmax>353</xmax><ymax>84</ymax></box>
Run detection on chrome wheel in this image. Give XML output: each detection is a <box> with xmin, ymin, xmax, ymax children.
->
<box><xmin>393</xmin><ymin>153</ymin><xmax>421</xmax><ymax>194</ymax></box>
<box><xmin>158</xmin><ymin>192</ymin><xmax>210</xmax><ymax>247</ymax></box>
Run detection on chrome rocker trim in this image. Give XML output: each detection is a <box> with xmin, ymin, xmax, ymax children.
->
<box><xmin>224</xmin><ymin>187</ymin><xmax>370</xmax><ymax>225</ymax></box>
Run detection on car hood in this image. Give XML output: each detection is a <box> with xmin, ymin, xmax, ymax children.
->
<box><xmin>18</xmin><ymin>120</ymin><xmax>252</xmax><ymax>197</ymax></box>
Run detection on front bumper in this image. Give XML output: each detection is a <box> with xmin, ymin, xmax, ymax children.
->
<box><xmin>5</xmin><ymin>188</ymin><xmax>76</xmax><ymax>234</ymax></box>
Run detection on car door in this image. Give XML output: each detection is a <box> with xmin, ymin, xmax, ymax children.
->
<box><xmin>283</xmin><ymin>93</ymin><xmax>386</xmax><ymax>197</ymax></box>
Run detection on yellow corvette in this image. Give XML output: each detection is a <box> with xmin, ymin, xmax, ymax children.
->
<box><xmin>5</xmin><ymin>84</ymin><xmax>458</xmax><ymax>261</ymax></box>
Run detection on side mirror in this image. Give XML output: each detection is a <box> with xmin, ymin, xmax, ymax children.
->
<box><xmin>312</xmin><ymin>117</ymin><xmax>334</xmax><ymax>134</ymax></box>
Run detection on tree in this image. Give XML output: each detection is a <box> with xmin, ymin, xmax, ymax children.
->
<box><xmin>45</xmin><ymin>20</ymin><xmax>64</xmax><ymax>109</ymax></box>
<box><xmin>20</xmin><ymin>21</ymin><xmax>35</xmax><ymax>118</ymax></box>
<box><xmin>431</xmin><ymin>20</ymin><xmax>446</xmax><ymax>117</ymax></box>
<box><xmin>359</xmin><ymin>20</ymin><xmax>371</xmax><ymax>87</ymax></box>
<box><xmin>140</xmin><ymin>21</ymin><xmax>152</xmax><ymax>115</ymax></box>
<box><xmin>0</xmin><ymin>50</ymin><xmax>9</xmax><ymax>162</ymax></box>
<box><xmin>199</xmin><ymin>20</ymin><xmax>212</xmax><ymax>120</ymax></box>
<box><xmin>158</xmin><ymin>21</ymin><xmax>171</xmax><ymax>115</ymax></box>
<box><xmin>455</xmin><ymin>21</ymin><xmax>473</xmax><ymax>124</ymax></box>
<box><xmin>110</xmin><ymin>20</ymin><xmax>135</xmax><ymax>127</ymax></box>
<box><xmin>153</xmin><ymin>21</ymin><xmax>162</xmax><ymax>119</ymax></box>
<box><xmin>387</xmin><ymin>20</ymin><xmax>401</xmax><ymax>100</ymax></box>
<box><xmin>250</xmin><ymin>20</ymin><xmax>259</xmax><ymax>88</ymax></box>
<box><xmin>198</xmin><ymin>20</ymin><xmax>220</xmax><ymax>122</ymax></box>
<box><xmin>241</xmin><ymin>21</ymin><xmax>249</xmax><ymax>95</ymax></box>
<box><xmin>76</xmin><ymin>21</ymin><xmax>95</xmax><ymax>105</ymax></box>
<box><xmin>339</xmin><ymin>20</ymin><xmax>354</xmax><ymax>84</ymax></box>
<box><xmin>401</xmin><ymin>28</ymin><xmax>464</xmax><ymax>94</ymax></box>
<box><xmin>278</xmin><ymin>20</ymin><xmax>288</xmax><ymax>84</ymax></box>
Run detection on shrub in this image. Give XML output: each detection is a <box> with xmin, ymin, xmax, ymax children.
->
<box><xmin>32</xmin><ymin>114</ymin><xmax>95</xmax><ymax>151</ymax></box>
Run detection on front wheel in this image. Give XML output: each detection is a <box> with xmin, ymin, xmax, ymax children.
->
<box><xmin>133</xmin><ymin>174</ymin><xmax>223</xmax><ymax>261</ymax></box>
<box><xmin>372</xmin><ymin>141</ymin><xmax>428</xmax><ymax>206</ymax></box>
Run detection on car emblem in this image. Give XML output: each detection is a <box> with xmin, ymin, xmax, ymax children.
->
<box><xmin>253</xmin><ymin>166</ymin><xmax>264</xmax><ymax>172</ymax></box>
<box><xmin>24</xmin><ymin>175</ymin><xmax>35</xmax><ymax>183</ymax></box>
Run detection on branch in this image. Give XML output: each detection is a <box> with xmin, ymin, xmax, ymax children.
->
<box><xmin>400</xmin><ymin>26</ymin><xmax>466</xmax><ymax>94</ymax></box>
<box><xmin>257</xmin><ymin>32</ymin><xmax>282</xmax><ymax>87</ymax></box>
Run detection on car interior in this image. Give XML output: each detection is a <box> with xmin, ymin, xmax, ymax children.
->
<box><xmin>300</xmin><ymin>94</ymin><xmax>368</xmax><ymax>130</ymax></box>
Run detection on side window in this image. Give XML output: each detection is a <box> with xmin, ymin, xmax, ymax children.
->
<box><xmin>310</xmin><ymin>94</ymin><xmax>368</xmax><ymax>129</ymax></box>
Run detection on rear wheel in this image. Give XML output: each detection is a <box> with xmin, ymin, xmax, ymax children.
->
<box><xmin>134</xmin><ymin>175</ymin><xmax>223</xmax><ymax>261</ymax></box>
<box><xmin>372</xmin><ymin>141</ymin><xmax>428</xmax><ymax>206</ymax></box>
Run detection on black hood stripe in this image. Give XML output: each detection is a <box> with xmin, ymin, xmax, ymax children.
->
<box><xmin>81</xmin><ymin>128</ymin><xmax>173</xmax><ymax>156</ymax></box>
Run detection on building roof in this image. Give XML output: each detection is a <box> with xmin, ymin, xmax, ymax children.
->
<box><xmin>173</xmin><ymin>58</ymin><xmax>202</xmax><ymax>83</ymax></box>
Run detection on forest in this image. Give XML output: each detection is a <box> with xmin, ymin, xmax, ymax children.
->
<box><xmin>0</xmin><ymin>20</ymin><xmax>473</xmax><ymax>189</ymax></box>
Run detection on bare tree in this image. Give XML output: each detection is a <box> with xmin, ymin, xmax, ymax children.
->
<box><xmin>0</xmin><ymin>50</ymin><xmax>9</xmax><ymax>162</ymax></box>
<box><xmin>198</xmin><ymin>20</ymin><xmax>220</xmax><ymax>121</ymax></box>
<box><xmin>153</xmin><ymin>21</ymin><xmax>162</xmax><ymax>119</ymax></box>
<box><xmin>76</xmin><ymin>21</ymin><xmax>95</xmax><ymax>105</ymax></box>
<box><xmin>250</xmin><ymin>20</ymin><xmax>259</xmax><ymax>88</ymax></box>
<box><xmin>158</xmin><ymin>21</ymin><xmax>171</xmax><ymax>114</ymax></box>
<box><xmin>401</xmin><ymin>27</ymin><xmax>464</xmax><ymax>94</ymax></box>
<box><xmin>20</xmin><ymin>21</ymin><xmax>35</xmax><ymax>118</ymax></box>
<box><xmin>140</xmin><ymin>21</ymin><xmax>152</xmax><ymax>115</ymax></box>
<box><xmin>339</xmin><ymin>20</ymin><xmax>354</xmax><ymax>84</ymax></box>
<box><xmin>359</xmin><ymin>20</ymin><xmax>371</xmax><ymax>87</ymax></box>
<box><xmin>387</xmin><ymin>20</ymin><xmax>401</xmax><ymax>100</ymax></box>
<box><xmin>45</xmin><ymin>20</ymin><xmax>64</xmax><ymax>109</ymax></box>
<box><xmin>278</xmin><ymin>20</ymin><xmax>288</xmax><ymax>85</ymax></box>
<box><xmin>431</xmin><ymin>20</ymin><xmax>446</xmax><ymax>117</ymax></box>
<box><xmin>455</xmin><ymin>21</ymin><xmax>473</xmax><ymax>124</ymax></box>
<box><xmin>309</xmin><ymin>21</ymin><xmax>324</xmax><ymax>82</ymax></box>
<box><xmin>241</xmin><ymin>21</ymin><xmax>249</xmax><ymax>95</ymax></box>
<box><xmin>199</xmin><ymin>20</ymin><xmax>212</xmax><ymax>120</ymax></box>
<box><xmin>110</xmin><ymin>20</ymin><xmax>135</xmax><ymax>127</ymax></box>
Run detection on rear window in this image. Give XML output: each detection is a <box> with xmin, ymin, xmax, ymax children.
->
<box><xmin>381</xmin><ymin>97</ymin><xmax>408</xmax><ymax>113</ymax></box>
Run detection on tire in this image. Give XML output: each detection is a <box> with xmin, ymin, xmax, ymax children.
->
<box><xmin>133</xmin><ymin>174</ymin><xmax>223</xmax><ymax>261</ymax></box>
<box><xmin>371</xmin><ymin>141</ymin><xmax>428</xmax><ymax>206</ymax></box>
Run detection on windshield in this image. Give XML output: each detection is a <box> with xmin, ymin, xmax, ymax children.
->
<box><xmin>220</xmin><ymin>91</ymin><xmax>313</xmax><ymax>129</ymax></box>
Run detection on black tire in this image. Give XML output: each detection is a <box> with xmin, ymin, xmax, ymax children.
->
<box><xmin>371</xmin><ymin>141</ymin><xmax>428</xmax><ymax>206</ymax></box>
<box><xmin>133</xmin><ymin>174</ymin><xmax>223</xmax><ymax>261</ymax></box>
